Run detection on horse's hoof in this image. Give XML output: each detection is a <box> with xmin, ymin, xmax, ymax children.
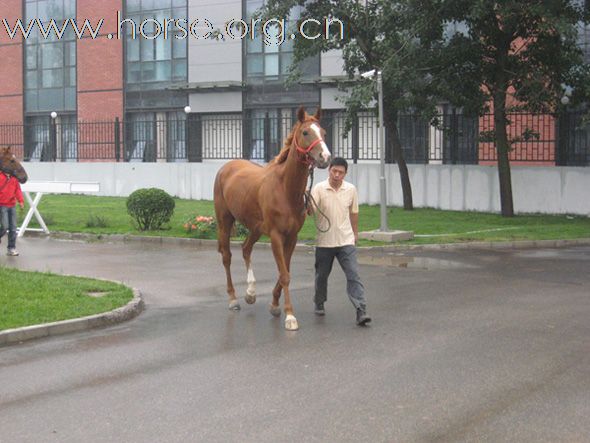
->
<box><xmin>285</xmin><ymin>315</ymin><xmax>299</xmax><ymax>331</ymax></box>
<box><xmin>269</xmin><ymin>304</ymin><xmax>281</xmax><ymax>317</ymax></box>
<box><xmin>245</xmin><ymin>293</ymin><xmax>256</xmax><ymax>304</ymax></box>
<box><xmin>229</xmin><ymin>300</ymin><xmax>241</xmax><ymax>310</ymax></box>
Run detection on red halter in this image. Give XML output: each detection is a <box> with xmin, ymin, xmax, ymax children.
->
<box><xmin>294</xmin><ymin>134</ymin><xmax>324</xmax><ymax>166</ymax></box>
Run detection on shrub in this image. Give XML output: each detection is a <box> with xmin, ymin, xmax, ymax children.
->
<box><xmin>183</xmin><ymin>215</ymin><xmax>217</xmax><ymax>239</ymax></box>
<box><xmin>126</xmin><ymin>188</ymin><xmax>175</xmax><ymax>231</ymax></box>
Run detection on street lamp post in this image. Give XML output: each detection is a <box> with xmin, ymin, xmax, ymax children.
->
<box><xmin>376</xmin><ymin>70</ymin><xmax>388</xmax><ymax>232</ymax></box>
<box><xmin>361</xmin><ymin>69</ymin><xmax>389</xmax><ymax>232</ymax></box>
<box><xmin>184</xmin><ymin>105</ymin><xmax>192</xmax><ymax>162</ymax></box>
<box><xmin>50</xmin><ymin>111</ymin><xmax>58</xmax><ymax>161</ymax></box>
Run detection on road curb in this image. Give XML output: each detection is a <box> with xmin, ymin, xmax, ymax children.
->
<box><xmin>0</xmin><ymin>287</ymin><xmax>143</xmax><ymax>347</ymax></box>
<box><xmin>355</xmin><ymin>237</ymin><xmax>590</xmax><ymax>253</ymax></box>
<box><xmin>45</xmin><ymin>231</ymin><xmax>590</xmax><ymax>253</ymax></box>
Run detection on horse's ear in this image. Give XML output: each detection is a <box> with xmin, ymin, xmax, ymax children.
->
<box><xmin>314</xmin><ymin>108</ymin><xmax>322</xmax><ymax>121</ymax></box>
<box><xmin>297</xmin><ymin>106</ymin><xmax>306</xmax><ymax>123</ymax></box>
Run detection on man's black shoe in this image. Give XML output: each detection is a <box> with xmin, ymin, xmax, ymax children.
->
<box><xmin>356</xmin><ymin>309</ymin><xmax>371</xmax><ymax>326</ymax></box>
<box><xmin>314</xmin><ymin>303</ymin><xmax>325</xmax><ymax>316</ymax></box>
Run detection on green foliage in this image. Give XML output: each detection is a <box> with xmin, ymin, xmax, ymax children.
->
<box><xmin>183</xmin><ymin>214</ymin><xmax>217</xmax><ymax>239</ymax></box>
<box><xmin>234</xmin><ymin>221</ymin><xmax>250</xmax><ymax>238</ymax></box>
<box><xmin>86</xmin><ymin>214</ymin><xmax>109</xmax><ymax>228</ymax></box>
<box><xmin>126</xmin><ymin>188</ymin><xmax>175</xmax><ymax>231</ymax></box>
<box><xmin>436</xmin><ymin>0</ymin><xmax>590</xmax><ymax>113</ymax></box>
<box><xmin>183</xmin><ymin>215</ymin><xmax>249</xmax><ymax>239</ymax></box>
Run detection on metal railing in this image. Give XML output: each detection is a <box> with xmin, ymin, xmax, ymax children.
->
<box><xmin>0</xmin><ymin>111</ymin><xmax>588</xmax><ymax>166</ymax></box>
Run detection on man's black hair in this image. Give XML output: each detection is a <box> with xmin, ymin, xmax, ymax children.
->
<box><xmin>329</xmin><ymin>157</ymin><xmax>348</xmax><ymax>172</ymax></box>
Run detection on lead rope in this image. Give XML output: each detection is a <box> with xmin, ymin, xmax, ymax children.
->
<box><xmin>303</xmin><ymin>166</ymin><xmax>332</xmax><ymax>233</ymax></box>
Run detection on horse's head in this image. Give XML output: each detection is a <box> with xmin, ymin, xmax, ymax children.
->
<box><xmin>294</xmin><ymin>107</ymin><xmax>331</xmax><ymax>169</ymax></box>
<box><xmin>0</xmin><ymin>146</ymin><xmax>28</xmax><ymax>184</ymax></box>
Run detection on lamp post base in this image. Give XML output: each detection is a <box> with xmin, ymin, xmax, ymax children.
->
<box><xmin>358</xmin><ymin>229</ymin><xmax>414</xmax><ymax>243</ymax></box>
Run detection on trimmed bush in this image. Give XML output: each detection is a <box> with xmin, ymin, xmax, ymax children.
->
<box><xmin>126</xmin><ymin>188</ymin><xmax>175</xmax><ymax>231</ymax></box>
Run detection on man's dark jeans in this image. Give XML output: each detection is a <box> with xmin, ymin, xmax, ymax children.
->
<box><xmin>0</xmin><ymin>206</ymin><xmax>17</xmax><ymax>250</ymax></box>
<box><xmin>314</xmin><ymin>245</ymin><xmax>366</xmax><ymax>310</ymax></box>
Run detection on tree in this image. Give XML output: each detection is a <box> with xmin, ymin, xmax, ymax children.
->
<box><xmin>259</xmin><ymin>0</ymin><xmax>444</xmax><ymax>210</ymax></box>
<box><xmin>431</xmin><ymin>0</ymin><xmax>590</xmax><ymax>216</ymax></box>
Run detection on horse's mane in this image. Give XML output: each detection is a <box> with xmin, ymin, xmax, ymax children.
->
<box><xmin>269</xmin><ymin>132</ymin><xmax>294</xmax><ymax>166</ymax></box>
<box><xmin>268</xmin><ymin>117</ymin><xmax>317</xmax><ymax>166</ymax></box>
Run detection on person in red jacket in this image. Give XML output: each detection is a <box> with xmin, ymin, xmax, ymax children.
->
<box><xmin>0</xmin><ymin>171</ymin><xmax>25</xmax><ymax>256</ymax></box>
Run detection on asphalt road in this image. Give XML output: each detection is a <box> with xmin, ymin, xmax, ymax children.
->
<box><xmin>1</xmin><ymin>238</ymin><xmax>589</xmax><ymax>443</ymax></box>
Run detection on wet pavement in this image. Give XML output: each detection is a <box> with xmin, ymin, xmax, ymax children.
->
<box><xmin>1</xmin><ymin>237</ymin><xmax>590</xmax><ymax>442</ymax></box>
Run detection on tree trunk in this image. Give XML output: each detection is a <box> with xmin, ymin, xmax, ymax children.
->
<box><xmin>384</xmin><ymin>110</ymin><xmax>413</xmax><ymax>210</ymax></box>
<box><xmin>493</xmin><ymin>94</ymin><xmax>514</xmax><ymax>217</ymax></box>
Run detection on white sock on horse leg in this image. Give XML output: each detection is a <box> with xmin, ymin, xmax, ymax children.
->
<box><xmin>247</xmin><ymin>267</ymin><xmax>256</xmax><ymax>295</ymax></box>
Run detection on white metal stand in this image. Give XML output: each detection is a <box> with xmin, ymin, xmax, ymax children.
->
<box><xmin>17</xmin><ymin>181</ymin><xmax>100</xmax><ymax>237</ymax></box>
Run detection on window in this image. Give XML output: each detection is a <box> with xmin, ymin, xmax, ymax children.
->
<box><xmin>244</xmin><ymin>1</ymin><xmax>318</xmax><ymax>83</ymax></box>
<box><xmin>24</xmin><ymin>0</ymin><xmax>76</xmax><ymax>113</ymax></box>
<box><xmin>124</xmin><ymin>0</ymin><xmax>188</xmax><ymax>109</ymax></box>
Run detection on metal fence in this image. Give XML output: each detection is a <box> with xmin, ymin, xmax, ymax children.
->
<box><xmin>1</xmin><ymin>111</ymin><xmax>589</xmax><ymax>166</ymax></box>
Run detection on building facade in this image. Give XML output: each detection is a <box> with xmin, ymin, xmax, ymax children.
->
<box><xmin>0</xmin><ymin>0</ymin><xmax>354</xmax><ymax>162</ymax></box>
<box><xmin>0</xmin><ymin>0</ymin><xmax>588</xmax><ymax>166</ymax></box>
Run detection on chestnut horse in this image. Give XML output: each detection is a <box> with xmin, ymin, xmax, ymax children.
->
<box><xmin>0</xmin><ymin>146</ymin><xmax>28</xmax><ymax>184</ymax></box>
<box><xmin>214</xmin><ymin>107</ymin><xmax>331</xmax><ymax>330</ymax></box>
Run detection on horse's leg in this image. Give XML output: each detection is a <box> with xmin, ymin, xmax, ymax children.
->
<box><xmin>217</xmin><ymin>211</ymin><xmax>239</xmax><ymax>310</ymax></box>
<box><xmin>270</xmin><ymin>235</ymin><xmax>297</xmax><ymax>317</ymax></box>
<box><xmin>269</xmin><ymin>281</ymin><xmax>282</xmax><ymax>317</ymax></box>
<box><xmin>269</xmin><ymin>231</ymin><xmax>298</xmax><ymax>331</ymax></box>
<box><xmin>242</xmin><ymin>229</ymin><xmax>261</xmax><ymax>304</ymax></box>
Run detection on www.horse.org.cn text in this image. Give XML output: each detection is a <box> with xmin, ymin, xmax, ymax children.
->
<box><xmin>1</xmin><ymin>11</ymin><xmax>344</xmax><ymax>46</ymax></box>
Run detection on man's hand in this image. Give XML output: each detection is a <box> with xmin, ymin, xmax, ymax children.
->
<box><xmin>19</xmin><ymin>202</ymin><xmax>24</xmax><ymax>209</ymax></box>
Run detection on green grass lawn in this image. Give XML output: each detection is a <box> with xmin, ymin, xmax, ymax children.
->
<box><xmin>19</xmin><ymin>194</ymin><xmax>590</xmax><ymax>245</ymax></box>
<box><xmin>0</xmin><ymin>267</ymin><xmax>133</xmax><ymax>331</ymax></box>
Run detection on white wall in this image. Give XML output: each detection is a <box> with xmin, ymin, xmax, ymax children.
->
<box><xmin>22</xmin><ymin>162</ymin><xmax>590</xmax><ymax>216</ymax></box>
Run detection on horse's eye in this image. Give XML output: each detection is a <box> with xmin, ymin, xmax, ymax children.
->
<box><xmin>302</xmin><ymin>131</ymin><xmax>308</xmax><ymax>136</ymax></box>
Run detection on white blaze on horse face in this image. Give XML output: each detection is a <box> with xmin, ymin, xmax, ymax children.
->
<box><xmin>310</xmin><ymin>123</ymin><xmax>331</xmax><ymax>164</ymax></box>
<box><xmin>246</xmin><ymin>266</ymin><xmax>256</xmax><ymax>296</ymax></box>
